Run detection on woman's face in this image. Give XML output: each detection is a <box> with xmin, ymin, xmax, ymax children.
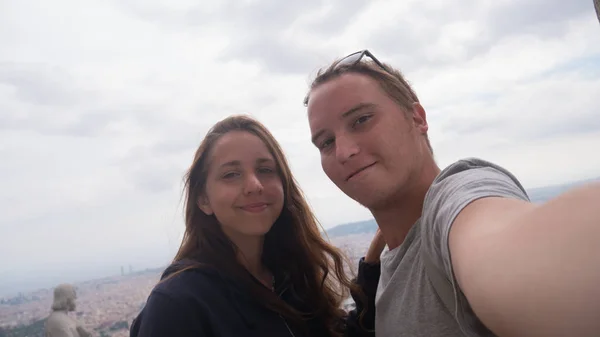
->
<box><xmin>199</xmin><ymin>131</ymin><xmax>284</xmax><ymax>241</ymax></box>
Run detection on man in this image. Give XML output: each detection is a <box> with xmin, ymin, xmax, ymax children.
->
<box><xmin>304</xmin><ymin>50</ymin><xmax>600</xmax><ymax>337</ymax></box>
<box><xmin>45</xmin><ymin>284</ymin><xmax>91</xmax><ymax>337</ymax></box>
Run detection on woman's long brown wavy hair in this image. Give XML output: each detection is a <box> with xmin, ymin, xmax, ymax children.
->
<box><xmin>170</xmin><ymin>115</ymin><xmax>358</xmax><ymax>336</ymax></box>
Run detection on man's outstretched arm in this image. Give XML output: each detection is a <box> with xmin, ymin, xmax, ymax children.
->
<box><xmin>450</xmin><ymin>182</ymin><xmax>600</xmax><ymax>337</ymax></box>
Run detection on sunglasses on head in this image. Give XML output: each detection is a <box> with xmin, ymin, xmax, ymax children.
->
<box><xmin>303</xmin><ymin>50</ymin><xmax>391</xmax><ymax>107</ymax></box>
<box><xmin>332</xmin><ymin>49</ymin><xmax>388</xmax><ymax>72</ymax></box>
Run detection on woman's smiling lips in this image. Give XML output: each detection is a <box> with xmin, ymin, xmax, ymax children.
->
<box><xmin>239</xmin><ymin>202</ymin><xmax>269</xmax><ymax>213</ymax></box>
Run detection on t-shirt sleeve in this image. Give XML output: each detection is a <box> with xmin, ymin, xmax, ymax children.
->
<box><xmin>420</xmin><ymin>162</ymin><xmax>529</xmax><ymax>334</ymax></box>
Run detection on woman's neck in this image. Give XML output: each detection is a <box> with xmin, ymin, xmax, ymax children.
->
<box><xmin>226</xmin><ymin>230</ymin><xmax>271</xmax><ymax>287</ymax></box>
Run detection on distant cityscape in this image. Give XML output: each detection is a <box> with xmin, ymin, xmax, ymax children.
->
<box><xmin>1</xmin><ymin>177</ymin><xmax>595</xmax><ymax>336</ymax></box>
<box><xmin>0</xmin><ymin>267</ymin><xmax>163</xmax><ymax>337</ymax></box>
<box><xmin>0</xmin><ymin>235</ymin><xmax>370</xmax><ymax>337</ymax></box>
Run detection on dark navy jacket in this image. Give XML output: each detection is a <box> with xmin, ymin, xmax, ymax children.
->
<box><xmin>130</xmin><ymin>258</ymin><xmax>380</xmax><ymax>337</ymax></box>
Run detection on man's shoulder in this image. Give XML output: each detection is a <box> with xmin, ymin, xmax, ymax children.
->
<box><xmin>431</xmin><ymin>157</ymin><xmax>527</xmax><ymax>196</ymax></box>
<box><xmin>420</xmin><ymin>156</ymin><xmax>530</xmax><ymax>237</ymax></box>
<box><xmin>436</xmin><ymin>157</ymin><xmax>511</xmax><ymax>181</ymax></box>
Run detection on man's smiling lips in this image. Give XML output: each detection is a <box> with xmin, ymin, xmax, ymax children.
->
<box><xmin>346</xmin><ymin>163</ymin><xmax>376</xmax><ymax>181</ymax></box>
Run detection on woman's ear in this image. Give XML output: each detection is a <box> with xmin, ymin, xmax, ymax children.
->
<box><xmin>197</xmin><ymin>195</ymin><xmax>214</xmax><ymax>215</ymax></box>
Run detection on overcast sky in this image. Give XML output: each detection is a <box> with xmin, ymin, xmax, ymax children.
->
<box><xmin>1</xmin><ymin>0</ymin><xmax>599</xmax><ymax>296</ymax></box>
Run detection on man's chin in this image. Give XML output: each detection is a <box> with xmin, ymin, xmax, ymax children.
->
<box><xmin>347</xmin><ymin>188</ymin><xmax>391</xmax><ymax>210</ymax></box>
<box><xmin>349</xmin><ymin>194</ymin><xmax>377</xmax><ymax>209</ymax></box>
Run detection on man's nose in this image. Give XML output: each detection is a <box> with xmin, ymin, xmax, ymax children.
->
<box><xmin>243</xmin><ymin>173</ymin><xmax>264</xmax><ymax>195</ymax></box>
<box><xmin>335</xmin><ymin>136</ymin><xmax>360</xmax><ymax>164</ymax></box>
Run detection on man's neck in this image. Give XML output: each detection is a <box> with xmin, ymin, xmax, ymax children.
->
<box><xmin>373</xmin><ymin>158</ymin><xmax>441</xmax><ymax>250</ymax></box>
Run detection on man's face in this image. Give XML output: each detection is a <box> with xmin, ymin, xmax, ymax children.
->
<box><xmin>307</xmin><ymin>73</ymin><xmax>430</xmax><ymax>209</ymax></box>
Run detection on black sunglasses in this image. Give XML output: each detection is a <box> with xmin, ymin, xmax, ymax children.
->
<box><xmin>304</xmin><ymin>50</ymin><xmax>389</xmax><ymax>106</ymax></box>
<box><xmin>332</xmin><ymin>49</ymin><xmax>387</xmax><ymax>72</ymax></box>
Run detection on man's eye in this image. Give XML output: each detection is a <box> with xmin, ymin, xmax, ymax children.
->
<box><xmin>320</xmin><ymin>138</ymin><xmax>334</xmax><ymax>150</ymax></box>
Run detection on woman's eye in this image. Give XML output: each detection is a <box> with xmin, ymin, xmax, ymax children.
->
<box><xmin>258</xmin><ymin>167</ymin><xmax>275</xmax><ymax>174</ymax></box>
<box><xmin>353</xmin><ymin>114</ymin><xmax>372</xmax><ymax>126</ymax></box>
<box><xmin>222</xmin><ymin>172</ymin><xmax>240</xmax><ymax>179</ymax></box>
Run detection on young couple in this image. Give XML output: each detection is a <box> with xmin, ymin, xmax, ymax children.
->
<box><xmin>131</xmin><ymin>50</ymin><xmax>600</xmax><ymax>337</ymax></box>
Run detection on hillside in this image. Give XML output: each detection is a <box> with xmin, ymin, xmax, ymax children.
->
<box><xmin>325</xmin><ymin>219</ymin><xmax>377</xmax><ymax>238</ymax></box>
<box><xmin>527</xmin><ymin>177</ymin><xmax>597</xmax><ymax>203</ymax></box>
<box><xmin>0</xmin><ymin>318</ymin><xmax>45</xmax><ymax>337</ymax></box>
<box><xmin>325</xmin><ymin>176</ymin><xmax>598</xmax><ymax>238</ymax></box>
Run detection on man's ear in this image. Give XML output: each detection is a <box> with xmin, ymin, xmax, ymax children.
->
<box><xmin>411</xmin><ymin>102</ymin><xmax>429</xmax><ymax>134</ymax></box>
<box><xmin>197</xmin><ymin>195</ymin><xmax>213</xmax><ymax>215</ymax></box>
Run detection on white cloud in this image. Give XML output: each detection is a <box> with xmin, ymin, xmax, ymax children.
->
<box><xmin>1</xmin><ymin>0</ymin><xmax>599</xmax><ymax>295</ymax></box>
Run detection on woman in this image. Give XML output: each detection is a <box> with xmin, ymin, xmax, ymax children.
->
<box><xmin>130</xmin><ymin>115</ymin><xmax>384</xmax><ymax>337</ymax></box>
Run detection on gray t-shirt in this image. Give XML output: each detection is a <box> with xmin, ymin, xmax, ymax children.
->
<box><xmin>375</xmin><ymin>158</ymin><xmax>529</xmax><ymax>337</ymax></box>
